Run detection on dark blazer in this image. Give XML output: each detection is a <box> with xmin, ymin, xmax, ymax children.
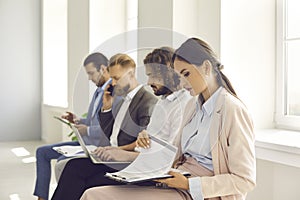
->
<box><xmin>99</xmin><ymin>86</ymin><xmax>158</xmax><ymax>146</ymax></box>
<box><xmin>51</xmin><ymin>87</ymin><xmax>157</xmax><ymax>200</ymax></box>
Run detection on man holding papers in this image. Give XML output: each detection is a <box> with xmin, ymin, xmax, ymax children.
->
<box><xmin>104</xmin><ymin>136</ymin><xmax>180</xmax><ymax>184</ymax></box>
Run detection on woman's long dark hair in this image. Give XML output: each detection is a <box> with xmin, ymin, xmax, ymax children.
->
<box><xmin>172</xmin><ymin>38</ymin><xmax>237</xmax><ymax>98</ymax></box>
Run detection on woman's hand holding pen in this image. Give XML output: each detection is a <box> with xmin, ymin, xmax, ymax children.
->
<box><xmin>155</xmin><ymin>171</ymin><xmax>189</xmax><ymax>190</ymax></box>
<box><xmin>136</xmin><ymin>130</ymin><xmax>151</xmax><ymax>148</ymax></box>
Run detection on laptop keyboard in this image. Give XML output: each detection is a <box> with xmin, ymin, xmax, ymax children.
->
<box><xmin>90</xmin><ymin>152</ymin><xmax>103</xmax><ymax>162</ymax></box>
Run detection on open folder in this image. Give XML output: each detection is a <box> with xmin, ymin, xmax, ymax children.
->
<box><xmin>105</xmin><ymin>136</ymin><xmax>190</xmax><ymax>184</ymax></box>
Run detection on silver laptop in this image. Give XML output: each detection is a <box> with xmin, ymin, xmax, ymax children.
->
<box><xmin>71</xmin><ymin>125</ymin><xmax>131</xmax><ymax>164</ymax></box>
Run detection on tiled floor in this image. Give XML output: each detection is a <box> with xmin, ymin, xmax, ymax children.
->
<box><xmin>0</xmin><ymin>141</ymin><xmax>57</xmax><ymax>200</ymax></box>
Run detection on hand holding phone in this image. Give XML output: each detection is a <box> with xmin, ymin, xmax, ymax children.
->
<box><xmin>107</xmin><ymin>84</ymin><xmax>114</xmax><ymax>96</ymax></box>
<box><xmin>61</xmin><ymin>112</ymin><xmax>76</xmax><ymax>124</ymax></box>
<box><xmin>102</xmin><ymin>84</ymin><xmax>114</xmax><ymax>111</ymax></box>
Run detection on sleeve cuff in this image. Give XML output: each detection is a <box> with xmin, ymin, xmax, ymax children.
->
<box><xmin>134</xmin><ymin>146</ymin><xmax>142</xmax><ymax>152</ymax></box>
<box><xmin>87</xmin><ymin>127</ymin><xmax>90</xmax><ymax>136</ymax></box>
<box><xmin>188</xmin><ymin>177</ymin><xmax>204</xmax><ymax>200</ymax></box>
<box><xmin>101</xmin><ymin>108</ymin><xmax>112</xmax><ymax>113</ymax></box>
<box><xmin>78</xmin><ymin>118</ymin><xmax>84</xmax><ymax>124</ymax></box>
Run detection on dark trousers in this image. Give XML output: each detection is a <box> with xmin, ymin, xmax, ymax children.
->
<box><xmin>51</xmin><ymin>158</ymin><xmax>128</xmax><ymax>200</ymax></box>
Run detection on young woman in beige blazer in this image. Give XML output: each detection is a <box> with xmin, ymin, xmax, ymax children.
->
<box><xmin>80</xmin><ymin>38</ymin><xmax>256</xmax><ymax>200</ymax></box>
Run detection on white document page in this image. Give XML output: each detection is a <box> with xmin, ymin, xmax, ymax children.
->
<box><xmin>106</xmin><ymin>136</ymin><xmax>178</xmax><ymax>182</ymax></box>
<box><xmin>53</xmin><ymin>145</ymin><xmax>97</xmax><ymax>157</ymax></box>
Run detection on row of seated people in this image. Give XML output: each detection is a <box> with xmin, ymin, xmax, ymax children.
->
<box><xmin>34</xmin><ymin>37</ymin><xmax>256</xmax><ymax>200</ymax></box>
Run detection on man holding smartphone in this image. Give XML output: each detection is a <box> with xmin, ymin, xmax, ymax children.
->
<box><xmin>33</xmin><ymin>52</ymin><xmax>111</xmax><ymax>200</ymax></box>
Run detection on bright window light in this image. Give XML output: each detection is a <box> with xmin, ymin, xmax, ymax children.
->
<box><xmin>42</xmin><ymin>0</ymin><xmax>68</xmax><ymax>107</ymax></box>
<box><xmin>11</xmin><ymin>147</ymin><xmax>30</xmax><ymax>157</ymax></box>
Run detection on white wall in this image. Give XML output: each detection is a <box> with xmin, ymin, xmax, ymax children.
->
<box><xmin>221</xmin><ymin>0</ymin><xmax>275</xmax><ymax>129</ymax></box>
<box><xmin>89</xmin><ymin>0</ymin><xmax>127</xmax><ymax>96</ymax></box>
<box><xmin>198</xmin><ymin>0</ymin><xmax>221</xmax><ymax>56</ymax></box>
<box><xmin>89</xmin><ymin>0</ymin><xmax>126</xmax><ymax>54</ymax></box>
<box><xmin>173</xmin><ymin>0</ymin><xmax>199</xmax><ymax>38</ymax></box>
<box><xmin>173</xmin><ymin>0</ymin><xmax>220</xmax><ymax>55</ymax></box>
<box><xmin>247</xmin><ymin>159</ymin><xmax>300</xmax><ymax>200</ymax></box>
<box><xmin>67</xmin><ymin>0</ymin><xmax>90</xmax><ymax>120</ymax></box>
<box><xmin>0</xmin><ymin>0</ymin><xmax>41</xmax><ymax>141</ymax></box>
<box><xmin>137</xmin><ymin>0</ymin><xmax>173</xmax><ymax>84</ymax></box>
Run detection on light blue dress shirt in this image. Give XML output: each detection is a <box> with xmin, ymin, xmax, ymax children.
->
<box><xmin>181</xmin><ymin>87</ymin><xmax>223</xmax><ymax>200</ymax></box>
<box><xmin>87</xmin><ymin>78</ymin><xmax>111</xmax><ymax>136</ymax></box>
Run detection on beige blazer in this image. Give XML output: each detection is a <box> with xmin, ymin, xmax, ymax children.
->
<box><xmin>198</xmin><ymin>88</ymin><xmax>256</xmax><ymax>200</ymax></box>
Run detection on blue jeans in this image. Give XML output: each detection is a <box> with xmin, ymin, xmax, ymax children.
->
<box><xmin>33</xmin><ymin>141</ymin><xmax>79</xmax><ymax>200</ymax></box>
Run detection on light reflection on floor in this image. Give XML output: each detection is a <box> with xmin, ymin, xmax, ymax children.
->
<box><xmin>0</xmin><ymin>141</ymin><xmax>57</xmax><ymax>200</ymax></box>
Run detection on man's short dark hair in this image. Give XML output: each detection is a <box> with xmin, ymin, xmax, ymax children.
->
<box><xmin>144</xmin><ymin>47</ymin><xmax>180</xmax><ymax>91</ymax></box>
<box><xmin>83</xmin><ymin>52</ymin><xmax>108</xmax><ymax>71</ymax></box>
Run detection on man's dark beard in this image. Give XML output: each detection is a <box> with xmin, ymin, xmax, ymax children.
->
<box><xmin>96</xmin><ymin>76</ymin><xmax>105</xmax><ymax>87</ymax></box>
<box><xmin>151</xmin><ymin>85</ymin><xmax>173</xmax><ymax>96</ymax></box>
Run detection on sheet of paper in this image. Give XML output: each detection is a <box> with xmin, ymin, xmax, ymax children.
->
<box><xmin>109</xmin><ymin>136</ymin><xmax>178</xmax><ymax>181</ymax></box>
<box><xmin>53</xmin><ymin>145</ymin><xmax>96</xmax><ymax>157</ymax></box>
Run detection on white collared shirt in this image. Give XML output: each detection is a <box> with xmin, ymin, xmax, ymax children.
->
<box><xmin>182</xmin><ymin>87</ymin><xmax>222</xmax><ymax>171</ymax></box>
<box><xmin>146</xmin><ymin>89</ymin><xmax>192</xmax><ymax>143</ymax></box>
<box><xmin>110</xmin><ymin>84</ymin><xmax>143</xmax><ymax>146</ymax></box>
<box><xmin>183</xmin><ymin>87</ymin><xmax>223</xmax><ymax>200</ymax></box>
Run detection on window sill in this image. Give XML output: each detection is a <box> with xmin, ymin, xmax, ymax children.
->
<box><xmin>255</xmin><ymin>129</ymin><xmax>300</xmax><ymax>168</ymax></box>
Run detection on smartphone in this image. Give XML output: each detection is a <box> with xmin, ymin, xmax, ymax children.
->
<box><xmin>107</xmin><ymin>84</ymin><xmax>114</xmax><ymax>96</ymax></box>
<box><xmin>54</xmin><ymin>116</ymin><xmax>73</xmax><ymax>125</ymax></box>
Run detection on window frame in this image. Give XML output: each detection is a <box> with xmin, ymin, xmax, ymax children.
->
<box><xmin>275</xmin><ymin>0</ymin><xmax>300</xmax><ymax>131</ymax></box>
